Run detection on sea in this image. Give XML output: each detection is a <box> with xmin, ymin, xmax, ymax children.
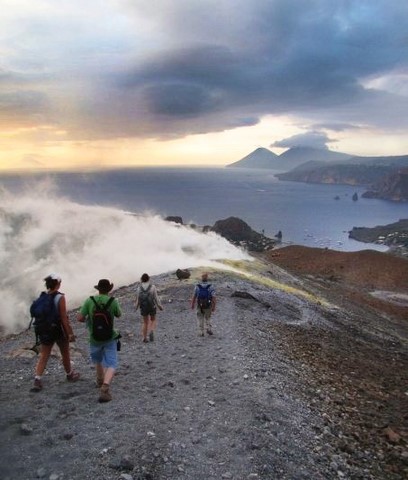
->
<box><xmin>1</xmin><ymin>166</ymin><xmax>407</xmax><ymax>333</ymax></box>
<box><xmin>1</xmin><ymin>166</ymin><xmax>407</xmax><ymax>251</ymax></box>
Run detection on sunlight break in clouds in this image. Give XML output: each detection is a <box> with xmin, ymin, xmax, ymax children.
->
<box><xmin>0</xmin><ymin>184</ymin><xmax>249</xmax><ymax>334</ymax></box>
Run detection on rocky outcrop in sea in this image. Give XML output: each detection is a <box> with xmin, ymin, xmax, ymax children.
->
<box><xmin>210</xmin><ymin>217</ymin><xmax>277</xmax><ymax>252</ymax></box>
<box><xmin>166</xmin><ymin>215</ymin><xmax>278</xmax><ymax>252</ymax></box>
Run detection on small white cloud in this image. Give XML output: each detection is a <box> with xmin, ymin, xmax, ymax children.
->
<box><xmin>271</xmin><ymin>131</ymin><xmax>332</xmax><ymax>150</ymax></box>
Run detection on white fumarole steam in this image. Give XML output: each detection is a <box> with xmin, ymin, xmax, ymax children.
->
<box><xmin>0</xmin><ymin>186</ymin><xmax>249</xmax><ymax>334</ymax></box>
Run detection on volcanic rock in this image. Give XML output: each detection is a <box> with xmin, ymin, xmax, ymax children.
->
<box><xmin>211</xmin><ymin>217</ymin><xmax>277</xmax><ymax>252</ymax></box>
<box><xmin>176</xmin><ymin>268</ymin><xmax>191</xmax><ymax>280</ymax></box>
<box><xmin>165</xmin><ymin>216</ymin><xmax>183</xmax><ymax>224</ymax></box>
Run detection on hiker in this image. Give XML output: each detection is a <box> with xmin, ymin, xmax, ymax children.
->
<box><xmin>77</xmin><ymin>279</ymin><xmax>122</xmax><ymax>403</ymax></box>
<box><xmin>135</xmin><ymin>273</ymin><xmax>163</xmax><ymax>343</ymax></box>
<box><xmin>191</xmin><ymin>272</ymin><xmax>216</xmax><ymax>336</ymax></box>
<box><xmin>31</xmin><ymin>274</ymin><xmax>80</xmax><ymax>391</ymax></box>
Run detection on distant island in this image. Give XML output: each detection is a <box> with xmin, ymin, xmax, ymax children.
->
<box><xmin>228</xmin><ymin>147</ymin><xmax>408</xmax><ymax>201</ymax></box>
<box><xmin>227</xmin><ymin>146</ymin><xmax>349</xmax><ymax>171</ymax></box>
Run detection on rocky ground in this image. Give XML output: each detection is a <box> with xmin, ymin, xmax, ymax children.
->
<box><xmin>0</xmin><ymin>248</ymin><xmax>407</xmax><ymax>480</ymax></box>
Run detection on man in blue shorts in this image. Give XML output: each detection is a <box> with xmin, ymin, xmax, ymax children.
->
<box><xmin>77</xmin><ymin>279</ymin><xmax>122</xmax><ymax>403</ymax></box>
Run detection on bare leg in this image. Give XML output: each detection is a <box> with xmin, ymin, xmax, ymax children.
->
<box><xmin>99</xmin><ymin>367</ymin><xmax>115</xmax><ymax>403</ymax></box>
<box><xmin>57</xmin><ymin>339</ymin><xmax>72</xmax><ymax>373</ymax></box>
<box><xmin>205</xmin><ymin>310</ymin><xmax>213</xmax><ymax>334</ymax></box>
<box><xmin>96</xmin><ymin>363</ymin><xmax>105</xmax><ymax>385</ymax></box>
<box><xmin>149</xmin><ymin>315</ymin><xmax>157</xmax><ymax>341</ymax></box>
<box><xmin>35</xmin><ymin>343</ymin><xmax>53</xmax><ymax>376</ymax></box>
<box><xmin>197</xmin><ymin>311</ymin><xmax>205</xmax><ymax>336</ymax></box>
<box><xmin>103</xmin><ymin>367</ymin><xmax>115</xmax><ymax>385</ymax></box>
<box><xmin>95</xmin><ymin>364</ymin><xmax>115</xmax><ymax>387</ymax></box>
<box><xmin>142</xmin><ymin>316</ymin><xmax>149</xmax><ymax>341</ymax></box>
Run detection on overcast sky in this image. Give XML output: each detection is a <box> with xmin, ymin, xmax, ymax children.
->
<box><xmin>1</xmin><ymin>0</ymin><xmax>408</xmax><ymax>170</ymax></box>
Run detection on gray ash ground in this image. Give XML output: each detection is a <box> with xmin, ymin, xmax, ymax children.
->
<box><xmin>0</xmin><ymin>257</ymin><xmax>407</xmax><ymax>480</ymax></box>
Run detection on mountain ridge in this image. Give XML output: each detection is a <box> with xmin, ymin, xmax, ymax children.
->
<box><xmin>227</xmin><ymin>147</ymin><xmax>279</xmax><ymax>169</ymax></box>
<box><xmin>228</xmin><ymin>146</ymin><xmax>352</xmax><ymax>171</ymax></box>
<box><xmin>228</xmin><ymin>146</ymin><xmax>408</xmax><ymax>172</ymax></box>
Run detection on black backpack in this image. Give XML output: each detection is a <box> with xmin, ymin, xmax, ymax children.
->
<box><xmin>197</xmin><ymin>284</ymin><xmax>212</xmax><ymax>310</ymax></box>
<box><xmin>29</xmin><ymin>291</ymin><xmax>63</xmax><ymax>343</ymax></box>
<box><xmin>139</xmin><ymin>285</ymin><xmax>155</xmax><ymax>313</ymax></box>
<box><xmin>90</xmin><ymin>296</ymin><xmax>115</xmax><ymax>341</ymax></box>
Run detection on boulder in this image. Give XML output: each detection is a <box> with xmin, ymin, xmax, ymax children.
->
<box><xmin>176</xmin><ymin>268</ymin><xmax>191</xmax><ymax>280</ymax></box>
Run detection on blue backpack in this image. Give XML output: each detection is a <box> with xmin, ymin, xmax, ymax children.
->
<box><xmin>197</xmin><ymin>284</ymin><xmax>213</xmax><ymax>310</ymax></box>
<box><xmin>29</xmin><ymin>291</ymin><xmax>63</xmax><ymax>344</ymax></box>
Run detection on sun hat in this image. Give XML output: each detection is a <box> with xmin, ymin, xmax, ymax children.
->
<box><xmin>44</xmin><ymin>273</ymin><xmax>61</xmax><ymax>282</ymax></box>
<box><xmin>94</xmin><ymin>279</ymin><xmax>113</xmax><ymax>292</ymax></box>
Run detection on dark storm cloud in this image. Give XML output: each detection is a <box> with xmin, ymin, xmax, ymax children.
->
<box><xmin>121</xmin><ymin>45</ymin><xmax>241</xmax><ymax>117</ymax></box>
<box><xmin>94</xmin><ymin>0</ymin><xmax>408</xmax><ymax>138</ymax></box>
<box><xmin>4</xmin><ymin>0</ymin><xmax>408</xmax><ymax>140</ymax></box>
<box><xmin>144</xmin><ymin>83</ymin><xmax>217</xmax><ymax>116</ymax></box>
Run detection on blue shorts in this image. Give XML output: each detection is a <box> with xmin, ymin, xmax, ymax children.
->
<box><xmin>90</xmin><ymin>340</ymin><xmax>118</xmax><ymax>369</ymax></box>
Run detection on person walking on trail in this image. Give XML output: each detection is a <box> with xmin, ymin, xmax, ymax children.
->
<box><xmin>191</xmin><ymin>272</ymin><xmax>216</xmax><ymax>337</ymax></box>
<box><xmin>135</xmin><ymin>273</ymin><xmax>163</xmax><ymax>343</ymax></box>
<box><xmin>31</xmin><ymin>274</ymin><xmax>80</xmax><ymax>392</ymax></box>
<box><xmin>77</xmin><ymin>279</ymin><xmax>122</xmax><ymax>403</ymax></box>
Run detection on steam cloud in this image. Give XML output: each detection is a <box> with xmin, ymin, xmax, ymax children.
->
<box><xmin>0</xmin><ymin>185</ymin><xmax>249</xmax><ymax>334</ymax></box>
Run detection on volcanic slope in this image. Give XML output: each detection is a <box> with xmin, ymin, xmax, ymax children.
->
<box><xmin>0</xmin><ymin>256</ymin><xmax>407</xmax><ymax>480</ymax></box>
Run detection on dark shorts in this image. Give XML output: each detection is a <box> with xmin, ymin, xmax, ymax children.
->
<box><xmin>36</xmin><ymin>324</ymin><xmax>64</xmax><ymax>345</ymax></box>
<box><xmin>140</xmin><ymin>307</ymin><xmax>157</xmax><ymax>317</ymax></box>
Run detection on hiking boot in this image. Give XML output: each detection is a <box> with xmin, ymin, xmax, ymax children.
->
<box><xmin>98</xmin><ymin>383</ymin><xmax>112</xmax><ymax>403</ymax></box>
<box><xmin>206</xmin><ymin>329</ymin><xmax>213</xmax><ymax>336</ymax></box>
<box><xmin>96</xmin><ymin>377</ymin><xmax>104</xmax><ymax>387</ymax></box>
<box><xmin>142</xmin><ymin>338</ymin><xmax>148</xmax><ymax>343</ymax></box>
<box><xmin>66</xmin><ymin>371</ymin><xmax>80</xmax><ymax>382</ymax></box>
<box><xmin>31</xmin><ymin>378</ymin><xmax>43</xmax><ymax>392</ymax></box>
<box><xmin>149</xmin><ymin>331</ymin><xmax>154</xmax><ymax>342</ymax></box>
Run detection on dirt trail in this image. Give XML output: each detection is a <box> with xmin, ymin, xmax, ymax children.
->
<box><xmin>0</xmin><ymin>260</ymin><xmax>407</xmax><ymax>480</ymax></box>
